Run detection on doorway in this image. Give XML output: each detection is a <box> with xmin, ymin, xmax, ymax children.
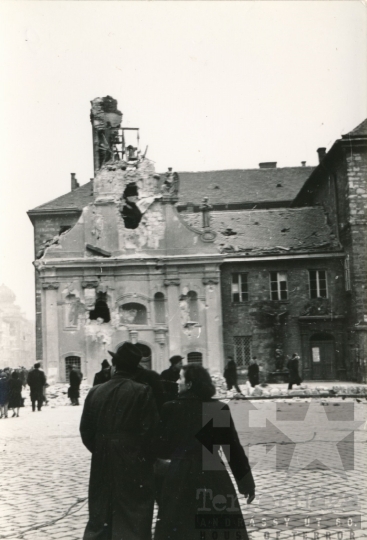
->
<box><xmin>310</xmin><ymin>333</ymin><xmax>336</xmax><ymax>380</ymax></box>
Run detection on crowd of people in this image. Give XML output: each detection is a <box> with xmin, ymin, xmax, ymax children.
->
<box><xmin>223</xmin><ymin>353</ymin><xmax>302</xmax><ymax>394</ymax></box>
<box><xmin>80</xmin><ymin>345</ymin><xmax>256</xmax><ymax>540</ymax></box>
<box><xmin>0</xmin><ymin>366</ymin><xmax>28</xmax><ymax>418</ymax></box>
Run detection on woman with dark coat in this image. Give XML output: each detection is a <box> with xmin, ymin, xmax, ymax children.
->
<box><xmin>248</xmin><ymin>357</ymin><xmax>260</xmax><ymax>388</ymax></box>
<box><xmin>155</xmin><ymin>364</ymin><xmax>255</xmax><ymax>540</ymax></box>
<box><xmin>0</xmin><ymin>372</ymin><xmax>9</xmax><ymax>418</ymax></box>
<box><xmin>287</xmin><ymin>353</ymin><xmax>302</xmax><ymax>390</ymax></box>
<box><xmin>8</xmin><ymin>371</ymin><xmax>23</xmax><ymax>417</ymax></box>
<box><xmin>68</xmin><ymin>365</ymin><xmax>83</xmax><ymax>405</ymax></box>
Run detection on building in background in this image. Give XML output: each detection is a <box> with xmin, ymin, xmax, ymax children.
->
<box><xmin>0</xmin><ymin>284</ymin><xmax>35</xmax><ymax>369</ymax></box>
<box><xmin>27</xmin><ymin>97</ymin><xmax>366</xmax><ymax>383</ymax></box>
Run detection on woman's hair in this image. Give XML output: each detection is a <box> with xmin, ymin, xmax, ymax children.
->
<box><xmin>182</xmin><ymin>364</ymin><xmax>216</xmax><ymax>400</ymax></box>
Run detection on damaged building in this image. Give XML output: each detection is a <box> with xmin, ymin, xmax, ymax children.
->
<box><xmin>27</xmin><ymin>97</ymin><xmax>367</xmax><ymax>384</ymax></box>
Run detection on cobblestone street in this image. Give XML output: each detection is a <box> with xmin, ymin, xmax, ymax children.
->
<box><xmin>0</xmin><ymin>397</ymin><xmax>366</xmax><ymax>539</ymax></box>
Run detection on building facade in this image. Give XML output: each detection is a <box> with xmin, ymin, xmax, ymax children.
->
<box><xmin>0</xmin><ymin>284</ymin><xmax>35</xmax><ymax>369</ymax></box>
<box><xmin>27</xmin><ymin>97</ymin><xmax>366</xmax><ymax>383</ymax></box>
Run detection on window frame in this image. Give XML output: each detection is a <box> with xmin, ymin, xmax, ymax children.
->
<box><xmin>308</xmin><ymin>270</ymin><xmax>328</xmax><ymax>299</ymax></box>
<box><xmin>231</xmin><ymin>273</ymin><xmax>249</xmax><ymax>303</ymax></box>
<box><xmin>269</xmin><ymin>271</ymin><xmax>288</xmax><ymax>301</ymax></box>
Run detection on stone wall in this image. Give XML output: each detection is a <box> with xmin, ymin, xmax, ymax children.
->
<box><xmin>221</xmin><ymin>257</ymin><xmax>346</xmax><ymax>379</ymax></box>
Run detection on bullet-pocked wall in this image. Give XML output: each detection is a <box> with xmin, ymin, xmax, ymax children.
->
<box><xmin>221</xmin><ymin>257</ymin><xmax>347</xmax><ymax>380</ymax></box>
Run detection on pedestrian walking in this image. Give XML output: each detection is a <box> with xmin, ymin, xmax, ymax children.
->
<box><xmin>27</xmin><ymin>362</ymin><xmax>46</xmax><ymax>412</ymax></box>
<box><xmin>224</xmin><ymin>356</ymin><xmax>242</xmax><ymax>393</ymax></box>
<box><xmin>248</xmin><ymin>356</ymin><xmax>260</xmax><ymax>387</ymax></box>
<box><xmin>287</xmin><ymin>353</ymin><xmax>302</xmax><ymax>390</ymax></box>
<box><xmin>8</xmin><ymin>371</ymin><xmax>22</xmax><ymax>417</ymax></box>
<box><xmin>0</xmin><ymin>371</ymin><xmax>9</xmax><ymax>418</ymax></box>
<box><xmin>80</xmin><ymin>341</ymin><xmax>159</xmax><ymax>540</ymax></box>
<box><xmin>155</xmin><ymin>364</ymin><xmax>255</xmax><ymax>540</ymax></box>
<box><xmin>68</xmin><ymin>364</ymin><xmax>83</xmax><ymax>405</ymax></box>
<box><xmin>160</xmin><ymin>355</ymin><xmax>183</xmax><ymax>402</ymax></box>
<box><xmin>93</xmin><ymin>359</ymin><xmax>111</xmax><ymax>386</ymax></box>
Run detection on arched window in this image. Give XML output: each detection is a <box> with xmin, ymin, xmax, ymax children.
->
<box><xmin>89</xmin><ymin>293</ymin><xmax>110</xmax><ymax>323</ymax></box>
<box><xmin>187</xmin><ymin>291</ymin><xmax>198</xmax><ymax>322</ymax></box>
<box><xmin>154</xmin><ymin>292</ymin><xmax>166</xmax><ymax>324</ymax></box>
<box><xmin>65</xmin><ymin>356</ymin><xmax>81</xmax><ymax>380</ymax></box>
<box><xmin>187</xmin><ymin>352</ymin><xmax>203</xmax><ymax>364</ymax></box>
<box><xmin>119</xmin><ymin>302</ymin><xmax>147</xmax><ymax>325</ymax></box>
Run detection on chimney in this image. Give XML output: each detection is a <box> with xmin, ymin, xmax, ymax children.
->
<box><xmin>301</xmin><ymin>161</ymin><xmax>306</xmax><ymax>167</ymax></box>
<box><xmin>71</xmin><ymin>173</ymin><xmax>79</xmax><ymax>191</ymax></box>
<box><xmin>259</xmin><ymin>162</ymin><xmax>277</xmax><ymax>169</ymax></box>
<box><xmin>317</xmin><ymin>148</ymin><xmax>326</xmax><ymax>163</ymax></box>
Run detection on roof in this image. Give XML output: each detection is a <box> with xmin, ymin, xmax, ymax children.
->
<box><xmin>28</xmin><ymin>182</ymin><xmax>94</xmax><ymax>214</ymax></box>
<box><xmin>178</xmin><ymin>167</ymin><xmax>314</xmax><ymax>206</ymax></box>
<box><xmin>342</xmin><ymin>119</ymin><xmax>367</xmax><ymax>139</ymax></box>
<box><xmin>182</xmin><ymin>207</ymin><xmax>340</xmax><ymax>255</ymax></box>
<box><xmin>28</xmin><ymin>166</ymin><xmax>314</xmax><ymax>214</ymax></box>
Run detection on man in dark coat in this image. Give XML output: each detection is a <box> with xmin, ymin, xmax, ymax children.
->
<box><xmin>248</xmin><ymin>356</ymin><xmax>260</xmax><ymax>387</ymax></box>
<box><xmin>287</xmin><ymin>353</ymin><xmax>302</xmax><ymax>390</ymax></box>
<box><xmin>160</xmin><ymin>355</ymin><xmax>183</xmax><ymax>403</ymax></box>
<box><xmin>68</xmin><ymin>365</ymin><xmax>83</xmax><ymax>405</ymax></box>
<box><xmin>109</xmin><ymin>348</ymin><xmax>165</xmax><ymax>413</ymax></box>
<box><xmin>93</xmin><ymin>359</ymin><xmax>111</xmax><ymax>386</ymax></box>
<box><xmin>223</xmin><ymin>356</ymin><xmax>242</xmax><ymax>393</ymax></box>
<box><xmin>27</xmin><ymin>362</ymin><xmax>46</xmax><ymax>412</ymax></box>
<box><xmin>80</xmin><ymin>342</ymin><xmax>159</xmax><ymax>540</ymax></box>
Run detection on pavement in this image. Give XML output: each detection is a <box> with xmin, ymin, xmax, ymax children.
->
<box><xmin>0</xmin><ymin>396</ymin><xmax>366</xmax><ymax>540</ymax></box>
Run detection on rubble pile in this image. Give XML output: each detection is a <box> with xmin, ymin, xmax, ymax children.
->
<box><xmin>43</xmin><ymin>379</ymin><xmax>91</xmax><ymax>407</ymax></box>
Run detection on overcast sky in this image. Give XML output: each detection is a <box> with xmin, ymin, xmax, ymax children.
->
<box><xmin>0</xmin><ymin>1</ymin><xmax>366</xmax><ymax>320</ymax></box>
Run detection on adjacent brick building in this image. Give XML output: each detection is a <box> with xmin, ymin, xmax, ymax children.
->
<box><xmin>27</xmin><ymin>97</ymin><xmax>366</xmax><ymax>383</ymax></box>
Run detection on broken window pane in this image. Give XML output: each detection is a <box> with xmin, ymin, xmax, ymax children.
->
<box><xmin>231</xmin><ymin>273</ymin><xmax>248</xmax><ymax>302</ymax></box>
<box><xmin>119</xmin><ymin>302</ymin><xmax>147</xmax><ymax>325</ymax></box>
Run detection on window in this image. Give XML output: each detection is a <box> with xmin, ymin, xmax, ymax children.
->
<box><xmin>344</xmin><ymin>256</ymin><xmax>351</xmax><ymax>291</ymax></box>
<box><xmin>270</xmin><ymin>272</ymin><xmax>288</xmax><ymax>300</ymax></box>
<box><xmin>187</xmin><ymin>352</ymin><xmax>203</xmax><ymax>364</ymax></box>
<box><xmin>309</xmin><ymin>270</ymin><xmax>328</xmax><ymax>299</ymax></box>
<box><xmin>231</xmin><ymin>273</ymin><xmax>249</xmax><ymax>302</ymax></box>
<box><xmin>187</xmin><ymin>291</ymin><xmax>198</xmax><ymax>322</ymax></box>
<box><xmin>119</xmin><ymin>303</ymin><xmax>147</xmax><ymax>325</ymax></box>
<box><xmin>154</xmin><ymin>293</ymin><xmax>166</xmax><ymax>324</ymax></box>
<box><xmin>233</xmin><ymin>336</ymin><xmax>252</xmax><ymax>367</ymax></box>
<box><xmin>65</xmin><ymin>356</ymin><xmax>81</xmax><ymax>380</ymax></box>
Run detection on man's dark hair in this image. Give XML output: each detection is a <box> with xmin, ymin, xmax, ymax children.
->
<box><xmin>34</xmin><ymin>362</ymin><xmax>41</xmax><ymax>369</ymax></box>
<box><xmin>182</xmin><ymin>364</ymin><xmax>216</xmax><ymax>400</ymax></box>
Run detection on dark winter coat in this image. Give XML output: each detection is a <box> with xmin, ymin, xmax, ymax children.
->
<box><xmin>27</xmin><ymin>368</ymin><xmax>46</xmax><ymax>401</ymax></box>
<box><xmin>155</xmin><ymin>391</ymin><xmax>254</xmax><ymax>540</ymax></box>
<box><xmin>0</xmin><ymin>378</ymin><xmax>9</xmax><ymax>406</ymax></box>
<box><xmin>223</xmin><ymin>360</ymin><xmax>239</xmax><ymax>385</ymax></box>
<box><xmin>134</xmin><ymin>366</ymin><xmax>165</xmax><ymax>413</ymax></box>
<box><xmin>80</xmin><ymin>371</ymin><xmax>159</xmax><ymax>540</ymax></box>
<box><xmin>8</xmin><ymin>378</ymin><xmax>22</xmax><ymax>408</ymax></box>
<box><xmin>287</xmin><ymin>357</ymin><xmax>302</xmax><ymax>385</ymax></box>
<box><xmin>160</xmin><ymin>366</ymin><xmax>180</xmax><ymax>383</ymax></box>
<box><xmin>248</xmin><ymin>363</ymin><xmax>260</xmax><ymax>387</ymax></box>
<box><xmin>69</xmin><ymin>368</ymin><xmax>83</xmax><ymax>399</ymax></box>
<box><xmin>93</xmin><ymin>367</ymin><xmax>111</xmax><ymax>386</ymax></box>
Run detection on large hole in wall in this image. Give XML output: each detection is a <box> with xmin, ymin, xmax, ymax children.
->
<box><xmin>89</xmin><ymin>293</ymin><xmax>111</xmax><ymax>323</ymax></box>
<box><xmin>120</xmin><ymin>183</ymin><xmax>142</xmax><ymax>229</ymax></box>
